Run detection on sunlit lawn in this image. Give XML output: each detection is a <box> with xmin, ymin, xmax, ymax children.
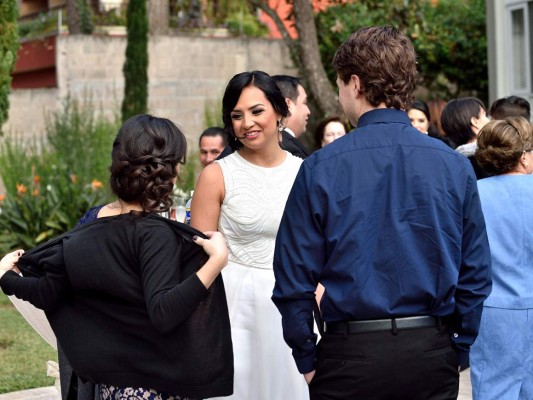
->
<box><xmin>0</xmin><ymin>292</ymin><xmax>56</xmax><ymax>394</ymax></box>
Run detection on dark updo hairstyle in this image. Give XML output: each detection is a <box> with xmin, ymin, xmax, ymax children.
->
<box><xmin>475</xmin><ymin>116</ymin><xmax>533</xmax><ymax>175</ymax></box>
<box><xmin>314</xmin><ymin>116</ymin><xmax>347</xmax><ymax>149</ymax></box>
<box><xmin>109</xmin><ymin>114</ymin><xmax>187</xmax><ymax>213</ymax></box>
<box><xmin>222</xmin><ymin>70</ymin><xmax>289</xmax><ymax>150</ymax></box>
<box><xmin>441</xmin><ymin>97</ymin><xmax>486</xmax><ymax>148</ymax></box>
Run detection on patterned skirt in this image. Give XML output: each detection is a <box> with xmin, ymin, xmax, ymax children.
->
<box><xmin>99</xmin><ymin>385</ymin><xmax>199</xmax><ymax>400</ymax></box>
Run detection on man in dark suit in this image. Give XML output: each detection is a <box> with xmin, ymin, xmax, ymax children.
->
<box><xmin>272</xmin><ymin>75</ymin><xmax>311</xmax><ymax>159</ymax></box>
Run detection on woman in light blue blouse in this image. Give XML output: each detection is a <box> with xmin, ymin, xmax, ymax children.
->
<box><xmin>470</xmin><ymin>116</ymin><xmax>533</xmax><ymax>400</ymax></box>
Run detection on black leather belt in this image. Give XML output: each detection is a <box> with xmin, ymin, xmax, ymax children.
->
<box><xmin>325</xmin><ymin>316</ymin><xmax>440</xmax><ymax>334</ymax></box>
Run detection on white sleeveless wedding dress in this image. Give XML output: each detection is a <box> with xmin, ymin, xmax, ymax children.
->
<box><xmin>213</xmin><ymin>151</ymin><xmax>309</xmax><ymax>400</ymax></box>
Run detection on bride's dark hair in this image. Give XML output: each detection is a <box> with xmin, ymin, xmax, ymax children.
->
<box><xmin>109</xmin><ymin>114</ymin><xmax>187</xmax><ymax>213</ymax></box>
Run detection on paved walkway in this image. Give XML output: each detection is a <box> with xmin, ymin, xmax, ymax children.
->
<box><xmin>0</xmin><ymin>371</ymin><xmax>474</xmax><ymax>400</ymax></box>
<box><xmin>0</xmin><ymin>386</ymin><xmax>59</xmax><ymax>400</ymax></box>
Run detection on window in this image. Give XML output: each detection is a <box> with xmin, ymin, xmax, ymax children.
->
<box><xmin>508</xmin><ymin>2</ymin><xmax>533</xmax><ymax>94</ymax></box>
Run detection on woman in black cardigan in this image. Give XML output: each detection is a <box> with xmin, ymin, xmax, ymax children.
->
<box><xmin>0</xmin><ymin>114</ymin><xmax>233</xmax><ymax>400</ymax></box>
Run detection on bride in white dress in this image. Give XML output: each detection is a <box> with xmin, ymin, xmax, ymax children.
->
<box><xmin>191</xmin><ymin>71</ymin><xmax>308</xmax><ymax>400</ymax></box>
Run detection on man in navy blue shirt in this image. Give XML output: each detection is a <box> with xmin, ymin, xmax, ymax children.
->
<box><xmin>272</xmin><ymin>26</ymin><xmax>492</xmax><ymax>399</ymax></box>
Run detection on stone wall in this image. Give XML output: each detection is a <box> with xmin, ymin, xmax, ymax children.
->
<box><xmin>5</xmin><ymin>34</ymin><xmax>296</xmax><ymax>150</ymax></box>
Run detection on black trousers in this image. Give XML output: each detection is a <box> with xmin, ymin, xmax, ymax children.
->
<box><xmin>309</xmin><ymin>326</ymin><xmax>459</xmax><ymax>400</ymax></box>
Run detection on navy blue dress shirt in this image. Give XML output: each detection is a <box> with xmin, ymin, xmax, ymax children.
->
<box><xmin>272</xmin><ymin>108</ymin><xmax>492</xmax><ymax>373</ymax></box>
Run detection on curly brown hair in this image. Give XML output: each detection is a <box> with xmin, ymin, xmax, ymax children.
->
<box><xmin>110</xmin><ymin>114</ymin><xmax>187</xmax><ymax>213</ymax></box>
<box><xmin>332</xmin><ymin>26</ymin><xmax>418</xmax><ymax>110</ymax></box>
<box><xmin>476</xmin><ymin>117</ymin><xmax>533</xmax><ymax>175</ymax></box>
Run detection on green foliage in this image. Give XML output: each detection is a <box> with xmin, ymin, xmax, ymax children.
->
<box><xmin>0</xmin><ymin>0</ymin><xmax>19</xmax><ymax>132</ymax></box>
<box><xmin>225</xmin><ymin>8</ymin><xmax>268</xmax><ymax>37</ymax></box>
<box><xmin>204</xmin><ymin>98</ymin><xmax>223</xmax><ymax>128</ymax></box>
<box><xmin>94</xmin><ymin>7</ymin><xmax>127</xmax><ymax>26</ymax></box>
<box><xmin>316</xmin><ymin>0</ymin><xmax>488</xmax><ymax>102</ymax></box>
<box><xmin>179</xmin><ymin>155</ymin><xmax>199</xmax><ymax>194</ymax></box>
<box><xmin>77</xmin><ymin>0</ymin><xmax>95</xmax><ymax>34</ymax></box>
<box><xmin>121</xmin><ymin>0</ymin><xmax>149</xmax><ymax>122</ymax></box>
<box><xmin>0</xmin><ymin>293</ymin><xmax>57</xmax><ymax>393</ymax></box>
<box><xmin>45</xmin><ymin>97</ymin><xmax>118</xmax><ymax>185</ymax></box>
<box><xmin>0</xmin><ymin>99</ymin><xmax>116</xmax><ymax>253</ymax></box>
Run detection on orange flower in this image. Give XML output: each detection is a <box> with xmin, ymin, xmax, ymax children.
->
<box><xmin>34</xmin><ymin>175</ymin><xmax>41</xmax><ymax>184</ymax></box>
<box><xmin>70</xmin><ymin>174</ymin><xmax>78</xmax><ymax>184</ymax></box>
<box><xmin>91</xmin><ymin>179</ymin><xmax>103</xmax><ymax>191</ymax></box>
<box><xmin>16</xmin><ymin>183</ymin><xmax>27</xmax><ymax>194</ymax></box>
<box><xmin>33</xmin><ymin>188</ymin><xmax>39</xmax><ymax>197</ymax></box>
<box><xmin>0</xmin><ymin>194</ymin><xmax>5</xmax><ymax>202</ymax></box>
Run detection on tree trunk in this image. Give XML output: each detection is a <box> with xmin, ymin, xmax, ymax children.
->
<box><xmin>292</xmin><ymin>0</ymin><xmax>341</xmax><ymax>117</ymax></box>
<box><xmin>253</xmin><ymin>0</ymin><xmax>341</xmax><ymax>118</ymax></box>
<box><xmin>67</xmin><ymin>0</ymin><xmax>81</xmax><ymax>34</ymax></box>
<box><xmin>147</xmin><ymin>0</ymin><xmax>169</xmax><ymax>35</ymax></box>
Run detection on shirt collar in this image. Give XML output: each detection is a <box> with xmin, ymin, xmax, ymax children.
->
<box><xmin>356</xmin><ymin>108</ymin><xmax>411</xmax><ymax>129</ymax></box>
<box><xmin>284</xmin><ymin>127</ymin><xmax>296</xmax><ymax>137</ymax></box>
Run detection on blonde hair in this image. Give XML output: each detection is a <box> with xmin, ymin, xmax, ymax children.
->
<box><xmin>475</xmin><ymin>116</ymin><xmax>533</xmax><ymax>175</ymax></box>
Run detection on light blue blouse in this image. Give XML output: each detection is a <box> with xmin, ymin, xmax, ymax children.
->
<box><xmin>478</xmin><ymin>174</ymin><xmax>533</xmax><ymax>309</ymax></box>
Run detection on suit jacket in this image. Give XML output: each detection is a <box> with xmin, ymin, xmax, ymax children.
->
<box><xmin>280</xmin><ymin>130</ymin><xmax>309</xmax><ymax>159</ymax></box>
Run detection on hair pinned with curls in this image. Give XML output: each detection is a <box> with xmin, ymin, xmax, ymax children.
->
<box><xmin>332</xmin><ymin>25</ymin><xmax>418</xmax><ymax>110</ymax></box>
<box><xmin>109</xmin><ymin>114</ymin><xmax>187</xmax><ymax>213</ymax></box>
<box><xmin>475</xmin><ymin>116</ymin><xmax>533</xmax><ymax>175</ymax></box>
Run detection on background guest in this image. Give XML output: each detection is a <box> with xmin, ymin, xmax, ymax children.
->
<box><xmin>272</xmin><ymin>74</ymin><xmax>311</xmax><ymax>158</ymax></box>
<box><xmin>191</xmin><ymin>71</ymin><xmax>308</xmax><ymax>400</ymax></box>
<box><xmin>313</xmin><ymin>116</ymin><xmax>347</xmax><ymax>149</ymax></box>
<box><xmin>0</xmin><ymin>114</ymin><xmax>233</xmax><ymax>400</ymax></box>
<box><xmin>489</xmin><ymin>95</ymin><xmax>531</xmax><ymax>121</ymax></box>
<box><xmin>427</xmin><ymin>98</ymin><xmax>448</xmax><ymax>137</ymax></box>
<box><xmin>441</xmin><ymin>97</ymin><xmax>491</xmax><ymax>178</ymax></box>
<box><xmin>407</xmin><ymin>100</ymin><xmax>431</xmax><ymax>135</ymax></box>
<box><xmin>199</xmin><ymin>126</ymin><xmax>227</xmax><ymax>168</ymax></box>
<box><xmin>470</xmin><ymin>116</ymin><xmax>533</xmax><ymax>400</ymax></box>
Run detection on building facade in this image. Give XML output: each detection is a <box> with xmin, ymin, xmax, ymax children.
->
<box><xmin>487</xmin><ymin>0</ymin><xmax>533</xmax><ymax>106</ymax></box>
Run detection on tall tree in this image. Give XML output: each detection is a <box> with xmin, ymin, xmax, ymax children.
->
<box><xmin>0</xmin><ymin>0</ymin><xmax>19</xmax><ymax>133</ymax></box>
<box><xmin>121</xmin><ymin>0</ymin><xmax>149</xmax><ymax>122</ymax></box>
<box><xmin>252</xmin><ymin>0</ymin><xmax>341</xmax><ymax>118</ymax></box>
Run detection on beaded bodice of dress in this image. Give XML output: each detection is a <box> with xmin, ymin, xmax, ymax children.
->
<box><xmin>216</xmin><ymin>151</ymin><xmax>302</xmax><ymax>269</ymax></box>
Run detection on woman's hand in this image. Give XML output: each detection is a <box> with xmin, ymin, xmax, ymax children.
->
<box><xmin>193</xmin><ymin>231</ymin><xmax>228</xmax><ymax>268</ymax></box>
<box><xmin>0</xmin><ymin>249</ymin><xmax>24</xmax><ymax>279</ymax></box>
<box><xmin>193</xmin><ymin>232</ymin><xmax>228</xmax><ymax>289</ymax></box>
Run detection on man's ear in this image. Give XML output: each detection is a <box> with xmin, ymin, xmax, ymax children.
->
<box><xmin>286</xmin><ymin>98</ymin><xmax>294</xmax><ymax>114</ymax></box>
<box><xmin>351</xmin><ymin>75</ymin><xmax>361</xmax><ymax>96</ymax></box>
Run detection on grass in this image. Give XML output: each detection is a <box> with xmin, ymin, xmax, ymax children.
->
<box><xmin>0</xmin><ymin>293</ymin><xmax>57</xmax><ymax>394</ymax></box>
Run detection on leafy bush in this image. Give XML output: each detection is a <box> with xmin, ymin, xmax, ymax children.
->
<box><xmin>17</xmin><ymin>10</ymin><xmax>59</xmax><ymax>40</ymax></box>
<box><xmin>0</xmin><ymin>99</ymin><xmax>116</xmax><ymax>253</ymax></box>
<box><xmin>316</xmin><ymin>0</ymin><xmax>487</xmax><ymax>102</ymax></box>
<box><xmin>226</xmin><ymin>10</ymin><xmax>268</xmax><ymax>37</ymax></box>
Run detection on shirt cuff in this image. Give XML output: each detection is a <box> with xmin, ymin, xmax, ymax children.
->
<box><xmin>294</xmin><ymin>349</ymin><xmax>317</xmax><ymax>374</ymax></box>
<box><xmin>455</xmin><ymin>348</ymin><xmax>469</xmax><ymax>368</ymax></box>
